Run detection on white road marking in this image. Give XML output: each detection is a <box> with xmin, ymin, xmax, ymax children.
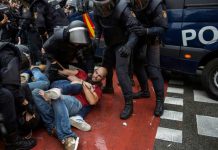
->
<box><xmin>155</xmin><ymin>127</ymin><xmax>183</xmax><ymax>143</ymax></box>
<box><xmin>167</xmin><ymin>87</ymin><xmax>184</xmax><ymax>94</ymax></box>
<box><xmin>194</xmin><ymin>90</ymin><xmax>218</xmax><ymax>104</ymax></box>
<box><xmin>196</xmin><ymin>115</ymin><xmax>218</xmax><ymax>138</ymax></box>
<box><xmin>161</xmin><ymin>110</ymin><xmax>183</xmax><ymax>121</ymax></box>
<box><xmin>164</xmin><ymin>97</ymin><xmax>184</xmax><ymax>106</ymax></box>
<box><xmin>169</xmin><ymin>80</ymin><xmax>184</xmax><ymax>86</ymax></box>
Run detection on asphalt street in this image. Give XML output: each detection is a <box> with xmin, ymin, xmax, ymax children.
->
<box><xmin>154</xmin><ymin>74</ymin><xmax>218</xmax><ymax>150</ymax></box>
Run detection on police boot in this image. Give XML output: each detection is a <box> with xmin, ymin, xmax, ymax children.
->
<box><xmin>5</xmin><ymin>132</ymin><xmax>36</xmax><ymax>150</ymax></box>
<box><xmin>154</xmin><ymin>100</ymin><xmax>164</xmax><ymax>117</ymax></box>
<box><xmin>120</xmin><ymin>99</ymin><xmax>133</xmax><ymax>120</ymax></box>
<box><xmin>133</xmin><ymin>90</ymin><xmax>150</xmax><ymax>99</ymax></box>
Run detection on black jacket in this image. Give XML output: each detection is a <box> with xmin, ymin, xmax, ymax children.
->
<box><xmin>31</xmin><ymin>0</ymin><xmax>69</xmax><ymax>34</ymax></box>
<box><xmin>93</xmin><ymin>0</ymin><xmax>139</xmax><ymax>49</ymax></box>
<box><xmin>0</xmin><ymin>42</ymin><xmax>25</xmax><ymax>104</ymax></box>
<box><xmin>43</xmin><ymin>28</ymin><xmax>94</xmax><ymax>72</ymax></box>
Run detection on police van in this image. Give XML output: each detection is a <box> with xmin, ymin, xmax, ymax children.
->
<box><xmin>68</xmin><ymin>0</ymin><xmax>218</xmax><ymax>99</ymax></box>
<box><xmin>161</xmin><ymin>0</ymin><xmax>218</xmax><ymax>99</ymax></box>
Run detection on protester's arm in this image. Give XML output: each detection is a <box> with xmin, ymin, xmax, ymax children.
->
<box><xmin>82</xmin><ymin>81</ymin><xmax>99</xmax><ymax>105</ymax></box>
<box><xmin>59</xmin><ymin>69</ymin><xmax>79</xmax><ymax>76</ymax></box>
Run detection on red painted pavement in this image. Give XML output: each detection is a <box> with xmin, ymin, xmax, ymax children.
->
<box><xmin>1</xmin><ymin>76</ymin><xmax>168</xmax><ymax>150</ymax></box>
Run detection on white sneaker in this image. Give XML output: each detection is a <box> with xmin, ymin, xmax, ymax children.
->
<box><xmin>70</xmin><ymin>116</ymin><xmax>91</xmax><ymax>131</ymax></box>
<box><xmin>64</xmin><ymin>137</ymin><xmax>79</xmax><ymax>150</ymax></box>
<box><xmin>45</xmin><ymin>88</ymin><xmax>61</xmax><ymax>100</ymax></box>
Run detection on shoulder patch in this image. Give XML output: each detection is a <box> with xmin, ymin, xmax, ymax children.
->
<box><xmin>34</xmin><ymin>12</ymin><xmax>38</xmax><ymax>19</ymax></box>
<box><xmin>131</xmin><ymin>11</ymin><xmax>136</xmax><ymax>17</ymax></box>
<box><xmin>162</xmin><ymin>10</ymin><xmax>167</xmax><ymax>18</ymax></box>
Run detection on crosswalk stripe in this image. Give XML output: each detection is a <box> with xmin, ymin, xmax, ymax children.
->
<box><xmin>164</xmin><ymin>97</ymin><xmax>184</xmax><ymax>106</ymax></box>
<box><xmin>196</xmin><ymin>115</ymin><xmax>218</xmax><ymax>138</ymax></box>
<box><xmin>155</xmin><ymin>127</ymin><xmax>183</xmax><ymax>143</ymax></box>
<box><xmin>161</xmin><ymin>110</ymin><xmax>183</xmax><ymax>121</ymax></box>
<box><xmin>167</xmin><ymin>87</ymin><xmax>184</xmax><ymax>94</ymax></box>
<box><xmin>193</xmin><ymin>90</ymin><xmax>218</xmax><ymax>104</ymax></box>
<box><xmin>169</xmin><ymin>80</ymin><xmax>184</xmax><ymax>86</ymax></box>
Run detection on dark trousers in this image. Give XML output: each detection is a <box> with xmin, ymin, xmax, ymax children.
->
<box><xmin>146</xmin><ymin>44</ymin><xmax>164</xmax><ymax>100</ymax></box>
<box><xmin>133</xmin><ymin>44</ymin><xmax>149</xmax><ymax>91</ymax></box>
<box><xmin>0</xmin><ymin>87</ymin><xmax>17</xmax><ymax>134</ymax></box>
<box><xmin>77</xmin><ymin>105</ymin><xmax>92</xmax><ymax>118</ymax></box>
<box><xmin>102</xmin><ymin>45</ymin><xmax>132</xmax><ymax>100</ymax></box>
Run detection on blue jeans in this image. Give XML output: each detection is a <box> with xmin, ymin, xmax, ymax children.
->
<box><xmin>51</xmin><ymin>80</ymin><xmax>82</xmax><ymax>95</ymax></box>
<box><xmin>28</xmin><ymin>68</ymin><xmax>50</xmax><ymax>91</ymax></box>
<box><xmin>32</xmin><ymin>88</ymin><xmax>82</xmax><ymax>141</ymax></box>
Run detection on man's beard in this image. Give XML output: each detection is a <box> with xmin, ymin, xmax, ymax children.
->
<box><xmin>86</xmin><ymin>76</ymin><xmax>102</xmax><ymax>86</ymax></box>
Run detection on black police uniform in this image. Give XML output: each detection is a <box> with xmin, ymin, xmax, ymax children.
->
<box><xmin>131</xmin><ymin>0</ymin><xmax>168</xmax><ymax>116</ymax></box>
<box><xmin>0</xmin><ymin>4</ymin><xmax>19</xmax><ymax>43</ymax></box>
<box><xmin>43</xmin><ymin>26</ymin><xmax>94</xmax><ymax>82</ymax></box>
<box><xmin>93</xmin><ymin>0</ymin><xmax>140</xmax><ymax>119</ymax></box>
<box><xmin>0</xmin><ymin>42</ymin><xmax>36</xmax><ymax>150</ymax></box>
<box><xmin>18</xmin><ymin>0</ymin><xmax>69</xmax><ymax>63</ymax></box>
<box><xmin>18</xmin><ymin>5</ymin><xmax>42</xmax><ymax>64</ymax></box>
<box><xmin>28</xmin><ymin>0</ymin><xmax>69</xmax><ymax>36</ymax></box>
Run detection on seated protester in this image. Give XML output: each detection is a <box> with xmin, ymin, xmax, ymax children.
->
<box><xmin>50</xmin><ymin>64</ymin><xmax>87</xmax><ymax>95</ymax></box>
<box><xmin>31</xmin><ymin>67</ymin><xmax>107</xmax><ymax>149</ymax></box>
<box><xmin>32</xmin><ymin>87</ymin><xmax>81</xmax><ymax>150</ymax></box>
<box><xmin>28</xmin><ymin>65</ymin><xmax>49</xmax><ymax>91</ymax></box>
<box><xmin>53</xmin><ymin>67</ymin><xmax>107</xmax><ymax>131</ymax></box>
<box><xmin>0</xmin><ymin>42</ymin><xmax>36</xmax><ymax>149</ymax></box>
<box><xmin>16</xmin><ymin>44</ymin><xmax>49</xmax><ymax>91</ymax></box>
<box><xmin>42</xmin><ymin>20</ymin><xmax>94</xmax><ymax>83</ymax></box>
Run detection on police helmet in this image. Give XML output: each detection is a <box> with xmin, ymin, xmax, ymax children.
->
<box><xmin>131</xmin><ymin>0</ymin><xmax>149</xmax><ymax>11</ymax></box>
<box><xmin>93</xmin><ymin>0</ymin><xmax>116</xmax><ymax>17</ymax></box>
<box><xmin>67</xmin><ymin>20</ymin><xmax>91</xmax><ymax>45</ymax></box>
<box><xmin>15</xmin><ymin>44</ymin><xmax>31</xmax><ymax>71</ymax></box>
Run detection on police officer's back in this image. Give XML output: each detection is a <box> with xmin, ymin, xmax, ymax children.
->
<box><xmin>43</xmin><ymin>20</ymin><xmax>93</xmax><ymax>81</ymax></box>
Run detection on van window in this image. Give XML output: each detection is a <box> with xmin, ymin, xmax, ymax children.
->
<box><xmin>165</xmin><ymin>0</ymin><xmax>184</xmax><ymax>9</ymax></box>
<box><xmin>185</xmin><ymin>0</ymin><xmax>218</xmax><ymax>7</ymax></box>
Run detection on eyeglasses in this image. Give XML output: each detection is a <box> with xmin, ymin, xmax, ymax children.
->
<box><xmin>94</xmin><ymin>69</ymin><xmax>104</xmax><ymax>79</ymax></box>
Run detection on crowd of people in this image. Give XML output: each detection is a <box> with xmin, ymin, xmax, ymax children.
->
<box><xmin>0</xmin><ymin>0</ymin><xmax>168</xmax><ymax>149</ymax></box>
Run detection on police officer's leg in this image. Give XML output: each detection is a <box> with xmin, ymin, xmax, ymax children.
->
<box><xmin>0</xmin><ymin>87</ymin><xmax>36</xmax><ymax>149</ymax></box>
<box><xmin>0</xmin><ymin>88</ymin><xmax>17</xmax><ymax>135</ymax></box>
<box><xmin>128</xmin><ymin>51</ymin><xmax>135</xmax><ymax>86</ymax></box>
<box><xmin>133</xmin><ymin>46</ymin><xmax>150</xmax><ymax>99</ymax></box>
<box><xmin>147</xmin><ymin>44</ymin><xmax>165</xmax><ymax>116</ymax></box>
<box><xmin>115</xmin><ymin>46</ymin><xmax>133</xmax><ymax>119</ymax></box>
<box><xmin>27</xmin><ymin>31</ymin><xmax>42</xmax><ymax>64</ymax></box>
<box><xmin>102</xmin><ymin>47</ymin><xmax>115</xmax><ymax>94</ymax></box>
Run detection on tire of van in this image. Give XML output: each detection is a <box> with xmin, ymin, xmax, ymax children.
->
<box><xmin>201</xmin><ymin>58</ymin><xmax>218</xmax><ymax>100</ymax></box>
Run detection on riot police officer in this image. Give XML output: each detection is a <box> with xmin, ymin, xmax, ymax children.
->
<box><xmin>20</xmin><ymin>0</ymin><xmax>69</xmax><ymax>37</ymax></box>
<box><xmin>42</xmin><ymin>20</ymin><xmax>94</xmax><ymax>82</ymax></box>
<box><xmin>18</xmin><ymin>0</ymin><xmax>69</xmax><ymax>64</ymax></box>
<box><xmin>0</xmin><ymin>42</ymin><xmax>36</xmax><ymax>149</ymax></box>
<box><xmin>93</xmin><ymin>0</ymin><xmax>141</xmax><ymax>119</ymax></box>
<box><xmin>129</xmin><ymin>0</ymin><xmax>168</xmax><ymax>116</ymax></box>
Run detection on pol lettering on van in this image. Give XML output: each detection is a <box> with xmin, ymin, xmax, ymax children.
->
<box><xmin>182</xmin><ymin>26</ymin><xmax>218</xmax><ymax>46</ymax></box>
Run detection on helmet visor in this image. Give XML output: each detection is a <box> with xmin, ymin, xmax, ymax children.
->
<box><xmin>133</xmin><ymin>0</ymin><xmax>149</xmax><ymax>11</ymax></box>
<box><xmin>93</xmin><ymin>0</ymin><xmax>115</xmax><ymax>17</ymax></box>
<box><xmin>69</xmin><ymin>27</ymin><xmax>90</xmax><ymax>44</ymax></box>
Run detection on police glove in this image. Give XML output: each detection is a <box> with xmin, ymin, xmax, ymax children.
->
<box><xmin>119</xmin><ymin>45</ymin><xmax>132</xmax><ymax>57</ymax></box>
<box><xmin>130</xmin><ymin>26</ymin><xmax>148</xmax><ymax>36</ymax></box>
<box><xmin>92</xmin><ymin>38</ymin><xmax>100</xmax><ymax>50</ymax></box>
<box><xmin>23</xmin><ymin>102</ymin><xmax>35</xmax><ymax>115</ymax></box>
